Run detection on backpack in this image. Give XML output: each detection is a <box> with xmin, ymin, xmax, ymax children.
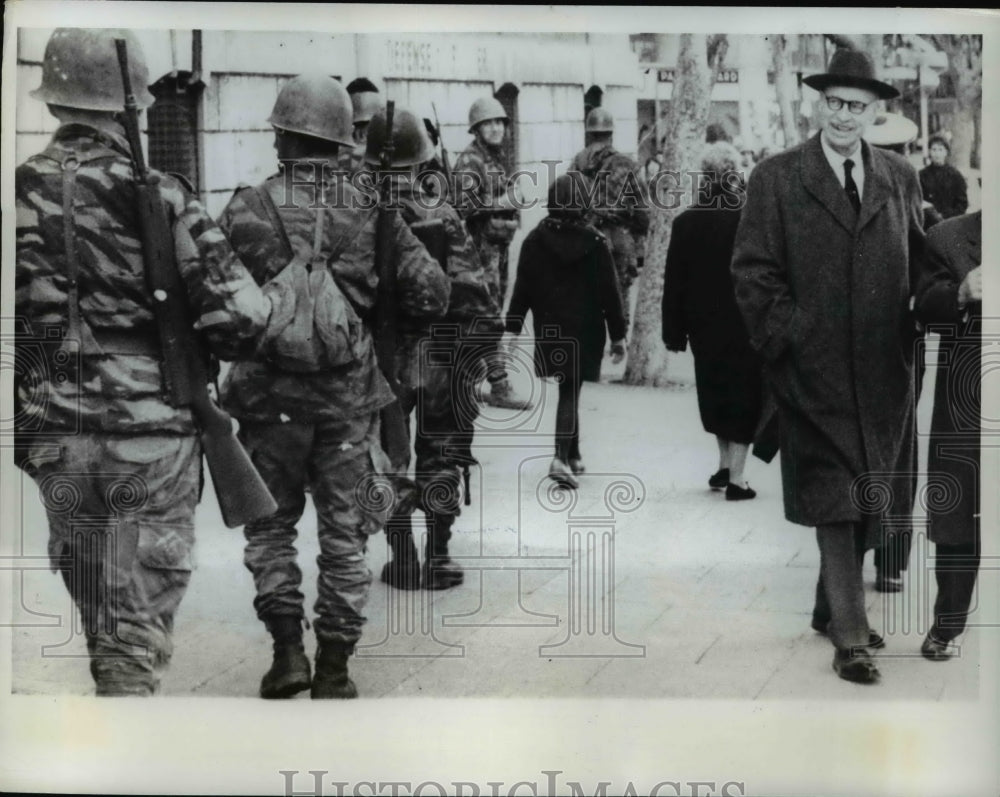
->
<box><xmin>250</xmin><ymin>184</ymin><xmax>371</xmax><ymax>373</ymax></box>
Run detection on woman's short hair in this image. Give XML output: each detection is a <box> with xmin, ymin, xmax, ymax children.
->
<box><xmin>700</xmin><ymin>141</ymin><xmax>741</xmax><ymax>176</ymax></box>
<box><xmin>928</xmin><ymin>134</ymin><xmax>950</xmax><ymax>152</ymax></box>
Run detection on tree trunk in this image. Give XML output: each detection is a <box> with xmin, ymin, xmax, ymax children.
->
<box><xmin>624</xmin><ymin>33</ymin><xmax>727</xmax><ymax>386</ymax></box>
<box><xmin>932</xmin><ymin>34</ymin><xmax>982</xmax><ymax>171</ymax></box>
<box><xmin>771</xmin><ymin>34</ymin><xmax>800</xmax><ymax>148</ymax></box>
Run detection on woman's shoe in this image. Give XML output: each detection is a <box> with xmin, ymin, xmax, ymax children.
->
<box><xmin>725</xmin><ymin>482</ymin><xmax>756</xmax><ymax>501</ymax></box>
<box><xmin>549</xmin><ymin>458</ymin><xmax>579</xmax><ymax>489</ymax></box>
<box><xmin>708</xmin><ymin>468</ymin><xmax>730</xmax><ymax>490</ymax></box>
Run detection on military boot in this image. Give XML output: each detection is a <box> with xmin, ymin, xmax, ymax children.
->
<box><xmin>421</xmin><ymin>513</ymin><xmax>464</xmax><ymax>590</ymax></box>
<box><xmin>380</xmin><ymin>513</ymin><xmax>421</xmax><ymax>591</ymax></box>
<box><xmin>310</xmin><ymin>641</ymin><xmax>358</xmax><ymax>699</ymax></box>
<box><xmin>484</xmin><ymin>378</ymin><xmax>533</xmax><ymax>410</ymax></box>
<box><xmin>260</xmin><ymin>616</ymin><xmax>311</xmax><ymax>699</ymax></box>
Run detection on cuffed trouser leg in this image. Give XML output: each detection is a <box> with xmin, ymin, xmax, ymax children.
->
<box><xmin>815</xmin><ymin>522</ymin><xmax>869</xmax><ymax>650</ymax></box>
<box><xmin>931</xmin><ymin>541</ymin><xmax>980</xmax><ymax>642</ymax></box>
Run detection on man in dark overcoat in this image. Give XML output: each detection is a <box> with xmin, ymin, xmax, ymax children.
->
<box><xmin>731</xmin><ymin>50</ymin><xmax>925</xmax><ymax>684</ymax></box>
<box><xmin>913</xmin><ymin>211</ymin><xmax>982</xmax><ymax>661</ymax></box>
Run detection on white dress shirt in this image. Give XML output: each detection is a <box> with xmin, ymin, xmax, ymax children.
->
<box><xmin>820</xmin><ymin>133</ymin><xmax>865</xmax><ymax>201</ymax></box>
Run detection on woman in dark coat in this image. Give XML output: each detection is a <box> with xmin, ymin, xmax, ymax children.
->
<box><xmin>662</xmin><ymin>142</ymin><xmax>762</xmax><ymax>500</ymax></box>
<box><xmin>919</xmin><ymin>135</ymin><xmax>968</xmax><ymax>220</ymax></box>
<box><xmin>913</xmin><ymin>210</ymin><xmax>982</xmax><ymax>660</ymax></box>
<box><xmin>506</xmin><ymin>172</ymin><xmax>627</xmax><ymax>489</ymax></box>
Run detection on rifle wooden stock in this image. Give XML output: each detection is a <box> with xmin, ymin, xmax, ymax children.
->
<box><xmin>115</xmin><ymin>39</ymin><xmax>277</xmax><ymax>528</ymax></box>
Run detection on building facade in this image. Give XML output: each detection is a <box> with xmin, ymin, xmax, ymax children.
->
<box><xmin>16</xmin><ymin>30</ymin><xmax>640</xmax><ymax>217</ymax></box>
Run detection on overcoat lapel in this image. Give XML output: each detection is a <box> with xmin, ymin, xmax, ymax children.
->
<box><xmin>800</xmin><ymin>134</ymin><xmax>856</xmax><ymax>234</ymax></box>
<box><xmin>858</xmin><ymin>142</ymin><xmax>891</xmax><ymax>232</ymax></box>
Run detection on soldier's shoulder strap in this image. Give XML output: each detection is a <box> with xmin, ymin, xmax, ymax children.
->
<box><xmin>241</xmin><ymin>181</ymin><xmax>295</xmax><ymax>262</ymax></box>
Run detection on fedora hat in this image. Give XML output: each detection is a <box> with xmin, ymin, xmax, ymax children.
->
<box><xmin>803</xmin><ymin>49</ymin><xmax>899</xmax><ymax>100</ymax></box>
<box><xmin>864</xmin><ymin>112</ymin><xmax>917</xmax><ymax>147</ymax></box>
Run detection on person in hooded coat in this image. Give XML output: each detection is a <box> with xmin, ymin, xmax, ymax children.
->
<box><xmin>505</xmin><ymin>172</ymin><xmax>627</xmax><ymax>488</ymax></box>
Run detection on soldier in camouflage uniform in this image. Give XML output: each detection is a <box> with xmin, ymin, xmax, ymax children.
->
<box><xmin>14</xmin><ymin>29</ymin><xmax>273</xmax><ymax>696</ymax></box>
<box><xmin>570</xmin><ymin>107</ymin><xmax>651</xmax><ymax>333</ymax></box>
<box><xmin>218</xmin><ymin>74</ymin><xmax>450</xmax><ymax>699</ymax></box>
<box><xmin>453</xmin><ymin>96</ymin><xmax>533</xmax><ymax>411</ymax></box>
<box><xmin>339</xmin><ymin>78</ymin><xmax>381</xmax><ymax>179</ymax></box>
<box><xmin>364</xmin><ymin>107</ymin><xmax>501</xmax><ymax>591</ymax></box>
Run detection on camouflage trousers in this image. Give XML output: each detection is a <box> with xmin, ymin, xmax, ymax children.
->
<box><xmin>474</xmin><ymin>238</ymin><xmax>511</xmax><ymax>383</ymax></box>
<box><xmin>25</xmin><ymin>433</ymin><xmax>200</xmax><ymax>696</ymax></box>
<box><xmin>239</xmin><ymin>413</ymin><xmax>390</xmax><ymax>649</ymax></box>
<box><xmin>385</xmin><ymin>339</ymin><xmax>479</xmax><ymax>546</ymax></box>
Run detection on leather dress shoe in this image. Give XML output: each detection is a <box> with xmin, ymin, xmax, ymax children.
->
<box><xmin>875</xmin><ymin>573</ymin><xmax>903</xmax><ymax>593</ymax></box>
<box><xmin>811</xmin><ymin>618</ymin><xmax>885</xmax><ymax>649</ymax></box>
<box><xmin>708</xmin><ymin>468</ymin><xmax>730</xmax><ymax>490</ymax></box>
<box><xmin>833</xmin><ymin>648</ymin><xmax>881</xmax><ymax>684</ymax></box>
<box><xmin>921</xmin><ymin>633</ymin><xmax>960</xmax><ymax>662</ymax></box>
<box><xmin>568</xmin><ymin>458</ymin><xmax>586</xmax><ymax>475</ymax></box>
<box><xmin>725</xmin><ymin>482</ymin><xmax>756</xmax><ymax>501</ymax></box>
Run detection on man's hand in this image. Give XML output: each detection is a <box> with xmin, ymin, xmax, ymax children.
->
<box><xmin>610</xmin><ymin>339</ymin><xmax>626</xmax><ymax>364</ymax></box>
<box><xmin>958</xmin><ymin>266</ymin><xmax>982</xmax><ymax>307</ymax></box>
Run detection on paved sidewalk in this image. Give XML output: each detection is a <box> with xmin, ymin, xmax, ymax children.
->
<box><xmin>9</xmin><ymin>348</ymin><xmax>981</xmax><ymax>700</ymax></box>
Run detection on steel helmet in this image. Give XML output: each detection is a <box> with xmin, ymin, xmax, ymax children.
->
<box><xmin>468</xmin><ymin>96</ymin><xmax>507</xmax><ymax>133</ymax></box>
<box><xmin>351</xmin><ymin>91</ymin><xmax>382</xmax><ymax>125</ymax></box>
<box><xmin>585</xmin><ymin>107</ymin><xmax>614</xmax><ymax>133</ymax></box>
<box><xmin>364</xmin><ymin>106</ymin><xmax>435</xmax><ymax>167</ymax></box>
<box><xmin>30</xmin><ymin>28</ymin><xmax>155</xmax><ymax>112</ymax></box>
<box><xmin>268</xmin><ymin>73</ymin><xmax>355</xmax><ymax>147</ymax></box>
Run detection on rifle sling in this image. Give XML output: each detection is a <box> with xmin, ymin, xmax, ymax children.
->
<box><xmin>61</xmin><ymin>157</ymin><xmax>82</xmax><ymax>349</ymax></box>
<box><xmin>252</xmin><ymin>182</ymin><xmax>376</xmax><ymax>273</ymax></box>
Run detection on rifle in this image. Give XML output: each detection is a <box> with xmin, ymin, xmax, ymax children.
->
<box><xmin>430</xmin><ymin>102</ymin><xmax>451</xmax><ymax>186</ymax></box>
<box><xmin>114</xmin><ymin>39</ymin><xmax>277</xmax><ymax>528</ymax></box>
<box><xmin>372</xmin><ymin>101</ymin><xmax>412</xmax><ymax>472</ymax></box>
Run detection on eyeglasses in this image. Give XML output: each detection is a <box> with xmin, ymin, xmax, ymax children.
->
<box><xmin>823</xmin><ymin>94</ymin><xmax>876</xmax><ymax>116</ymax></box>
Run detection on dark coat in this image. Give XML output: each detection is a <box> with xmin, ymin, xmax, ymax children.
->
<box><xmin>732</xmin><ymin>134</ymin><xmax>925</xmax><ymax>543</ymax></box>
<box><xmin>662</xmin><ymin>182</ymin><xmax>762</xmax><ymax>443</ymax></box>
<box><xmin>506</xmin><ymin>216</ymin><xmax>626</xmax><ymax>383</ymax></box>
<box><xmin>914</xmin><ymin>211</ymin><xmax>982</xmax><ymax>546</ymax></box>
<box><xmin>919</xmin><ymin>163</ymin><xmax>968</xmax><ymax>220</ymax></box>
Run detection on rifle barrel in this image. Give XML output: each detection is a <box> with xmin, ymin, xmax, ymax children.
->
<box><xmin>114</xmin><ymin>38</ymin><xmax>148</xmax><ymax>176</ymax></box>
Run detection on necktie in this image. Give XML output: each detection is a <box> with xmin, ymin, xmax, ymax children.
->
<box><xmin>844</xmin><ymin>159</ymin><xmax>861</xmax><ymax>215</ymax></box>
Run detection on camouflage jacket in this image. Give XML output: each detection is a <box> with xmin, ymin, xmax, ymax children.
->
<box><xmin>217</xmin><ymin>164</ymin><xmax>450</xmax><ymax>423</ymax></box>
<box><xmin>15</xmin><ymin>124</ymin><xmax>271</xmax><ymax>435</ymax></box>
<box><xmin>453</xmin><ymin>138</ymin><xmax>519</xmax><ymax>239</ymax></box>
<box><xmin>396</xmin><ymin>182</ymin><xmax>499</xmax><ymax>325</ymax></box>
<box><xmin>392</xmin><ymin>180</ymin><xmax>501</xmax><ymax>391</ymax></box>
<box><xmin>571</xmin><ymin>142</ymin><xmax>650</xmax><ymax>237</ymax></box>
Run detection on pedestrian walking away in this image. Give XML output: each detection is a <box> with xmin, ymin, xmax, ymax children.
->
<box><xmin>506</xmin><ymin>172</ymin><xmax>627</xmax><ymax>489</ymax></box>
<box><xmin>731</xmin><ymin>49</ymin><xmax>925</xmax><ymax>685</ymax></box>
<box><xmin>14</xmin><ymin>28</ymin><xmax>274</xmax><ymax>697</ymax></box>
<box><xmin>662</xmin><ymin>141</ymin><xmax>762</xmax><ymax>502</ymax></box>
<box><xmin>217</xmin><ymin>73</ymin><xmax>450</xmax><ymax>699</ymax></box>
